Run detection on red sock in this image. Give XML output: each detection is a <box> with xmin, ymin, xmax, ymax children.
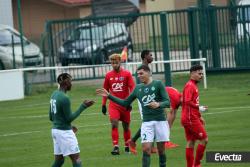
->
<box><xmin>194</xmin><ymin>144</ymin><xmax>206</xmax><ymax>166</ymax></box>
<box><xmin>186</xmin><ymin>148</ymin><xmax>194</xmax><ymax>167</ymax></box>
<box><xmin>112</xmin><ymin>128</ymin><xmax>119</xmax><ymax>146</ymax></box>
<box><xmin>123</xmin><ymin>129</ymin><xmax>131</xmax><ymax>147</ymax></box>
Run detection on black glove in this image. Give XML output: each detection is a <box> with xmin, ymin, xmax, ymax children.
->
<box><xmin>102</xmin><ymin>105</ymin><xmax>107</xmax><ymax>115</ymax></box>
<box><xmin>126</xmin><ymin>105</ymin><xmax>132</xmax><ymax>112</ymax></box>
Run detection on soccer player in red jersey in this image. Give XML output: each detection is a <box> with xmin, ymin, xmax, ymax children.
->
<box><xmin>102</xmin><ymin>53</ymin><xmax>135</xmax><ymax>155</ymax></box>
<box><xmin>181</xmin><ymin>64</ymin><xmax>208</xmax><ymax>167</ymax></box>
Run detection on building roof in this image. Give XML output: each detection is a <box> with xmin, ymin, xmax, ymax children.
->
<box><xmin>47</xmin><ymin>0</ymin><xmax>90</xmax><ymax>7</ymax></box>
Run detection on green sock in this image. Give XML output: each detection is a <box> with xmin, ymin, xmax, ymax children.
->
<box><xmin>73</xmin><ymin>161</ymin><xmax>82</xmax><ymax>167</ymax></box>
<box><xmin>132</xmin><ymin>128</ymin><xmax>141</xmax><ymax>142</ymax></box>
<box><xmin>142</xmin><ymin>152</ymin><xmax>151</xmax><ymax>167</ymax></box>
<box><xmin>159</xmin><ymin>154</ymin><xmax>167</xmax><ymax>167</ymax></box>
<box><xmin>52</xmin><ymin>159</ymin><xmax>64</xmax><ymax>167</ymax></box>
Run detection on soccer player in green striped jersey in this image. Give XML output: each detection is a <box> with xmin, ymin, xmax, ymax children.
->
<box><xmin>49</xmin><ymin>73</ymin><xmax>95</xmax><ymax>167</ymax></box>
<box><xmin>97</xmin><ymin>65</ymin><xmax>170</xmax><ymax>167</ymax></box>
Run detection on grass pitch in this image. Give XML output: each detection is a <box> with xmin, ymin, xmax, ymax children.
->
<box><xmin>0</xmin><ymin>72</ymin><xmax>249</xmax><ymax>167</ymax></box>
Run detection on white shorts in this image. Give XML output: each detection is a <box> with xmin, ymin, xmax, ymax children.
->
<box><xmin>51</xmin><ymin>129</ymin><xmax>80</xmax><ymax>156</ymax></box>
<box><xmin>141</xmin><ymin>121</ymin><xmax>170</xmax><ymax>143</ymax></box>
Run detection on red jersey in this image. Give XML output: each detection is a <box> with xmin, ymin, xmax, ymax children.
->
<box><xmin>165</xmin><ymin>87</ymin><xmax>182</xmax><ymax>110</ymax></box>
<box><xmin>181</xmin><ymin>80</ymin><xmax>201</xmax><ymax>125</ymax></box>
<box><xmin>102</xmin><ymin>67</ymin><xmax>135</xmax><ymax>108</ymax></box>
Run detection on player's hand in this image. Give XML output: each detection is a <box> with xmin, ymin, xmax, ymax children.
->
<box><xmin>72</xmin><ymin>125</ymin><xmax>78</xmax><ymax>134</ymax></box>
<box><xmin>102</xmin><ymin>105</ymin><xmax>107</xmax><ymax>115</ymax></box>
<box><xmin>96</xmin><ymin>88</ymin><xmax>109</xmax><ymax>97</ymax></box>
<box><xmin>199</xmin><ymin>106</ymin><xmax>208</xmax><ymax>112</ymax></box>
<box><xmin>83</xmin><ymin>100</ymin><xmax>95</xmax><ymax>107</ymax></box>
<box><xmin>147</xmin><ymin>101</ymin><xmax>160</xmax><ymax>109</ymax></box>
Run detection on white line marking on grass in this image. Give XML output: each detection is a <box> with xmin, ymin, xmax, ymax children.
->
<box><xmin>0</xmin><ymin>112</ymin><xmax>101</xmax><ymax>119</ymax></box>
<box><xmin>2</xmin><ymin>105</ymin><xmax>250</xmax><ymax>119</ymax></box>
<box><xmin>2</xmin><ymin>115</ymin><xmax>48</xmax><ymax>119</ymax></box>
<box><xmin>0</xmin><ymin>131</ymin><xmax>41</xmax><ymax>137</ymax></box>
<box><xmin>203</xmin><ymin>110</ymin><xmax>241</xmax><ymax>115</ymax></box>
<box><xmin>0</xmin><ymin>107</ymin><xmax>248</xmax><ymax>137</ymax></box>
<box><xmin>209</xmin><ymin>106</ymin><xmax>250</xmax><ymax>110</ymax></box>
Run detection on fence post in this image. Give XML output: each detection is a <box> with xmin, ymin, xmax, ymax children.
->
<box><xmin>241</xmin><ymin>6</ymin><xmax>250</xmax><ymax>66</ymax></box>
<box><xmin>188</xmin><ymin>7</ymin><xmax>199</xmax><ymax>64</ymax></box>
<box><xmin>198</xmin><ymin>1</ymin><xmax>210</xmax><ymax>65</ymax></box>
<box><xmin>46</xmin><ymin>21</ymin><xmax>56</xmax><ymax>85</ymax></box>
<box><xmin>208</xmin><ymin>5</ymin><xmax>221</xmax><ymax>68</ymax></box>
<box><xmin>151</xmin><ymin>14</ymin><xmax>158</xmax><ymax>73</ymax></box>
<box><xmin>160</xmin><ymin>12</ymin><xmax>172</xmax><ymax>86</ymax></box>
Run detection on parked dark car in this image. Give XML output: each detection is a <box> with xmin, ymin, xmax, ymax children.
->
<box><xmin>58</xmin><ymin>22</ymin><xmax>133</xmax><ymax>66</ymax></box>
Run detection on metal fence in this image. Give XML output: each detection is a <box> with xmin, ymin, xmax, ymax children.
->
<box><xmin>3</xmin><ymin>5</ymin><xmax>249</xmax><ymax>88</ymax></box>
<box><xmin>44</xmin><ymin>5</ymin><xmax>250</xmax><ymax>80</ymax></box>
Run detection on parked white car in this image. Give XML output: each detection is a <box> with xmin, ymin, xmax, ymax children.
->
<box><xmin>0</xmin><ymin>25</ymin><xmax>43</xmax><ymax>70</ymax></box>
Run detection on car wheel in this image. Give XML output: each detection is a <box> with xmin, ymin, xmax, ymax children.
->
<box><xmin>96</xmin><ymin>51</ymin><xmax>106</xmax><ymax>64</ymax></box>
<box><xmin>127</xmin><ymin>47</ymin><xmax>133</xmax><ymax>62</ymax></box>
<box><xmin>0</xmin><ymin>61</ymin><xmax>5</xmax><ymax>70</ymax></box>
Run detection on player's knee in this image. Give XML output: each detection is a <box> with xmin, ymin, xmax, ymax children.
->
<box><xmin>142</xmin><ymin>147</ymin><xmax>151</xmax><ymax>154</ymax></box>
<box><xmin>111</xmin><ymin>120</ymin><xmax>118</xmax><ymax>128</ymax></box>
<box><xmin>158</xmin><ymin>149</ymin><xmax>165</xmax><ymax>155</ymax></box>
<box><xmin>186</xmin><ymin>141</ymin><xmax>195</xmax><ymax>148</ymax></box>
<box><xmin>111</xmin><ymin>124</ymin><xmax>118</xmax><ymax>129</ymax></box>
<box><xmin>143</xmin><ymin>150</ymin><xmax>151</xmax><ymax>155</ymax></box>
<box><xmin>204</xmin><ymin>137</ymin><xmax>208</xmax><ymax>144</ymax></box>
<box><xmin>200</xmin><ymin>137</ymin><xmax>208</xmax><ymax>145</ymax></box>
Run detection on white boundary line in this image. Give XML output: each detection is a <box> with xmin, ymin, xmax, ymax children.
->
<box><xmin>0</xmin><ymin>58</ymin><xmax>207</xmax><ymax>88</ymax></box>
<box><xmin>0</xmin><ymin>58</ymin><xmax>207</xmax><ymax>73</ymax></box>
<box><xmin>1</xmin><ymin>105</ymin><xmax>250</xmax><ymax>120</ymax></box>
<box><xmin>0</xmin><ymin>131</ymin><xmax>41</xmax><ymax>137</ymax></box>
<box><xmin>0</xmin><ymin>106</ymin><xmax>248</xmax><ymax>137</ymax></box>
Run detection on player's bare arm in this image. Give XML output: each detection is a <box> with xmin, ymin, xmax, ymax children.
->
<box><xmin>200</xmin><ymin>116</ymin><xmax>206</xmax><ymax>125</ymax></box>
<box><xmin>167</xmin><ymin>108</ymin><xmax>177</xmax><ymax>128</ymax></box>
<box><xmin>96</xmin><ymin>88</ymin><xmax>109</xmax><ymax>97</ymax></box>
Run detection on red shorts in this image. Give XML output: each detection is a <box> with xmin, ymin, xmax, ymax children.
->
<box><xmin>171</xmin><ymin>101</ymin><xmax>180</xmax><ymax>110</ymax></box>
<box><xmin>183</xmin><ymin>121</ymin><xmax>207</xmax><ymax>141</ymax></box>
<box><xmin>108</xmin><ymin>105</ymin><xmax>131</xmax><ymax>123</ymax></box>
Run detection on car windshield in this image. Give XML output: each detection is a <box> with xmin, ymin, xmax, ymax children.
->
<box><xmin>71</xmin><ymin>26</ymin><xmax>104</xmax><ymax>40</ymax></box>
<box><xmin>0</xmin><ymin>29</ymin><xmax>22</xmax><ymax>45</ymax></box>
<box><xmin>104</xmin><ymin>23</ymin><xmax>126</xmax><ymax>39</ymax></box>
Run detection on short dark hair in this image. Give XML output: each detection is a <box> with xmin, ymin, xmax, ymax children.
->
<box><xmin>57</xmin><ymin>73</ymin><xmax>72</xmax><ymax>84</ymax></box>
<box><xmin>137</xmin><ymin>64</ymin><xmax>151</xmax><ymax>72</ymax></box>
<box><xmin>141</xmin><ymin>50</ymin><xmax>151</xmax><ymax>60</ymax></box>
<box><xmin>190</xmin><ymin>64</ymin><xmax>203</xmax><ymax>72</ymax></box>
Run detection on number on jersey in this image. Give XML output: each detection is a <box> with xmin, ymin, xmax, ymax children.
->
<box><xmin>50</xmin><ymin>99</ymin><xmax>57</xmax><ymax>114</ymax></box>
